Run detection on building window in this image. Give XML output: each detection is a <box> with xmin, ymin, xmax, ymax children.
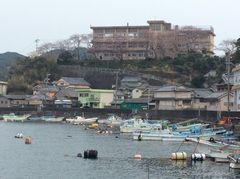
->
<box><xmin>79</xmin><ymin>93</ymin><xmax>89</xmax><ymax>97</ymax></box>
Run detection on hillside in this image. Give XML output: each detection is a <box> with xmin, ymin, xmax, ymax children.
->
<box><xmin>0</xmin><ymin>52</ymin><xmax>25</xmax><ymax>80</ymax></box>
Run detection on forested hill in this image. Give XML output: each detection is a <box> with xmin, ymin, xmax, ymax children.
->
<box><xmin>0</xmin><ymin>52</ymin><xmax>25</xmax><ymax>80</ymax></box>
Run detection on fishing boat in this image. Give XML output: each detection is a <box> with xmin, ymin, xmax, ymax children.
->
<box><xmin>132</xmin><ymin>127</ymin><xmax>217</xmax><ymax>141</ymax></box>
<box><xmin>120</xmin><ymin>118</ymin><xmax>164</xmax><ymax>133</ymax></box>
<box><xmin>186</xmin><ymin>137</ymin><xmax>240</xmax><ymax>162</ymax></box>
<box><xmin>3</xmin><ymin>113</ymin><xmax>31</xmax><ymax>122</ymax></box>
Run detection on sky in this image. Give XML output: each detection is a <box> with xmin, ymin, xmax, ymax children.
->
<box><xmin>0</xmin><ymin>0</ymin><xmax>239</xmax><ymax>56</ymax></box>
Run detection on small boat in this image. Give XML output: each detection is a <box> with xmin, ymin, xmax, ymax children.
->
<box><xmin>98</xmin><ymin>114</ymin><xmax>123</xmax><ymax>126</ymax></box>
<box><xmin>120</xmin><ymin>118</ymin><xmax>164</xmax><ymax>133</ymax></box>
<box><xmin>28</xmin><ymin>114</ymin><xmax>44</xmax><ymax>122</ymax></box>
<box><xmin>186</xmin><ymin>137</ymin><xmax>240</xmax><ymax>162</ymax></box>
<box><xmin>229</xmin><ymin>155</ymin><xmax>240</xmax><ymax>169</ymax></box>
<box><xmin>3</xmin><ymin>113</ymin><xmax>30</xmax><ymax>122</ymax></box>
<box><xmin>72</xmin><ymin>116</ymin><xmax>98</xmax><ymax>125</ymax></box>
<box><xmin>41</xmin><ymin>116</ymin><xmax>64</xmax><ymax>122</ymax></box>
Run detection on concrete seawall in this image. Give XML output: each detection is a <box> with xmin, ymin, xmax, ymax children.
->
<box><xmin>0</xmin><ymin>107</ymin><xmax>239</xmax><ymax>123</ymax></box>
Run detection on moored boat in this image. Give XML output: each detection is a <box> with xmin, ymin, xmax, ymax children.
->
<box><xmin>186</xmin><ymin>137</ymin><xmax>240</xmax><ymax>162</ymax></box>
<box><xmin>133</xmin><ymin>128</ymin><xmax>217</xmax><ymax>141</ymax></box>
<box><xmin>41</xmin><ymin>116</ymin><xmax>64</xmax><ymax>122</ymax></box>
<box><xmin>3</xmin><ymin>113</ymin><xmax>31</xmax><ymax>122</ymax></box>
<box><xmin>72</xmin><ymin>116</ymin><xmax>98</xmax><ymax>125</ymax></box>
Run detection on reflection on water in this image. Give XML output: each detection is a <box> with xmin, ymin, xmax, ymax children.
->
<box><xmin>0</xmin><ymin>122</ymin><xmax>239</xmax><ymax>179</ymax></box>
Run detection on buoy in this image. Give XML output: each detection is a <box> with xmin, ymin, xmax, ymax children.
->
<box><xmin>115</xmin><ymin>136</ymin><xmax>119</xmax><ymax>138</ymax></box>
<box><xmin>77</xmin><ymin>153</ymin><xmax>82</xmax><ymax>157</ymax></box>
<box><xmin>134</xmin><ymin>154</ymin><xmax>142</xmax><ymax>160</ymax></box>
<box><xmin>191</xmin><ymin>153</ymin><xmax>206</xmax><ymax>161</ymax></box>
<box><xmin>25</xmin><ymin>136</ymin><xmax>32</xmax><ymax>144</ymax></box>
<box><xmin>15</xmin><ymin>133</ymin><xmax>23</xmax><ymax>138</ymax></box>
<box><xmin>171</xmin><ymin>152</ymin><xmax>187</xmax><ymax>160</ymax></box>
<box><xmin>84</xmin><ymin>150</ymin><xmax>98</xmax><ymax>159</ymax></box>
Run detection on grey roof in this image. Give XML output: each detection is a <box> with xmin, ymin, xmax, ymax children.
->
<box><xmin>191</xmin><ymin>88</ymin><xmax>213</xmax><ymax>98</ymax></box>
<box><xmin>33</xmin><ymin>84</ymin><xmax>59</xmax><ymax>92</ymax></box>
<box><xmin>205</xmin><ymin>92</ymin><xmax>227</xmax><ymax>99</ymax></box>
<box><xmin>156</xmin><ymin>85</ymin><xmax>191</xmax><ymax>92</ymax></box>
<box><xmin>5</xmin><ymin>95</ymin><xmax>32</xmax><ymax>100</ymax></box>
<box><xmin>56</xmin><ymin>87</ymin><xmax>78</xmax><ymax>98</ymax></box>
<box><xmin>61</xmin><ymin>77</ymin><xmax>90</xmax><ymax>86</ymax></box>
<box><xmin>29</xmin><ymin>94</ymin><xmax>52</xmax><ymax>100</ymax></box>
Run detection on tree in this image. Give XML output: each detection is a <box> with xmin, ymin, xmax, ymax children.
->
<box><xmin>148</xmin><ymin>31</ymin><xmax>178</xmax><ymax>59</ymax></box>
<box><xmin>57</xmin><ymin>50</ymin><xmax>74</xmax><ymax>64</ymax></box>
<box><xmin>69</xmin><ymin>34</ymin><xmax>92</xmax><ymax>60</ymax></box>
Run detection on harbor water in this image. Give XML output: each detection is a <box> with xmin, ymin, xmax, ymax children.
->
<box><xmin>0</xmin><ymin>122</ymin><xmax>240</xmax><ymax>179</ymax></box>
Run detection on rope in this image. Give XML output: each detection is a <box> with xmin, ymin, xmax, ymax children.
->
<box><xmin>193</xmin><ymin>138</ymin><xmax>200</xmax><ymax>153</ymax></box>
<box><xmin>176</xmin><ymin>140</ymin><xmax>185</xmax><ymax>152</ymax></box>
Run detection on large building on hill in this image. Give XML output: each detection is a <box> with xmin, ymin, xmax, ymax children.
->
<box><xmin>90</xmin><ymin>20</ymin><xmax>215</xmax><ymax>60</ymax></box>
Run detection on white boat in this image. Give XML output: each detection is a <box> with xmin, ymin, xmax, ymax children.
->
<box><xmin>120</xmin><ymin>118</ymin><xmax>163</xmax><ymax>133</ymax></box>
<box><xmin>133</xmin><ymin>129</ymin><xmax>217</xmax><ymax>141</ymax></box>
<box><xmin>3</xmin><ymin>113</ymin><xmax>30</xmax><ymax>122</ymax></box>
<box><xmin>186</xmin><ymin>137</ymin><xmax>240</xmax><ymax>162</ymax></box>
<box><xmin>98</xmin><ymin>115</ymin><xmax>123</xmax><ymax>126</ymax></box>
<box><xmin>72</xmin><ymin>116</ymin><xmax>98</xmax><ymax>125</ymax></box>
<box><xmin>41</xmin><ymin>116</ymin><xmax>64</xmax><ymax>122</ymax></box>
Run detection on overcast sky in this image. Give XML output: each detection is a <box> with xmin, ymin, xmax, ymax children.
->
<box><xmin>0</xmin><ymin>0</ymin><xmax>239</xmax><ymax>56</ymax></box>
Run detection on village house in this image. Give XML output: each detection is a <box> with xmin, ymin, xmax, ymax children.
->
<box><xmin>153</xmin><ymin>85</ymin><xmax>192</xmax><ymax>110</ymax></box>
<box><xmin>56</xmin><ymin>77</ymin><xmax>90</xmax><ymax>89</ymax></box>
<box><xmin>0</xmin><ymin>81</ymin><xmax>8</xmax><ymax>95</ymax></box>
<box><xmin>76</xmin><ymin>88</ymin><xmax>114</xmax><ymax>108</ymax></box>
<box><xmin>230</xmin><ymin>64</ymin><xmax>240</xmax><ymax>111</ymax></box>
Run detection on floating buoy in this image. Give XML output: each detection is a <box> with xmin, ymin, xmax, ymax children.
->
<box><xmin>191</xmin><ymin>153</ymin><xmax>206</xmax><ymax>161</ymax></box>
<box><xmin>115</xmin><ymin>136</ymin><xmax>119</xmax><ymax>138</ymax></box>
<box><xmin>134</xmin><ymin>154</ymin><xmax>142</xmax><ymax>160</ymax></box>
<box><xmin>84</xmin><ymin>150</ymin><xmax>98</xmax><ymax>159</ymax></box>
<box><xmin>171</xmin><ymin>152</ymin><xmax>187</xmax><ymax>160</ymax></box>
<box><xmin>25</xmin><ymin>136</ymin><xmax>32</xmax><ymax>144</ymax></box>
<box><xmin>15</xmin><ymin>133</ymin><xmax>23</xmax><ymax>139</ymax></box>
<box><xmin>77</xmin><ymin>153</ymin><xmax>82</xmax><ymax>158</ymax></box>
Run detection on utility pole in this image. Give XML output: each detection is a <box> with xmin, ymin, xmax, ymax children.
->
<box><xmin>35</xmin><ymin>39</ymin><xmax>40</xmax><ymax>54</ymax></box>
<box><xmin>114</xmin><ymin>71</ymin><xmax>119</xmax><ymax>108</ymax></box>
<box><xmin>226</xmin><ymin>52</ymin><xmax>231</xmax><ymax>113</ymax></box>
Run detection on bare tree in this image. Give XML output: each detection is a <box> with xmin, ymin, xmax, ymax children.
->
<box><xmin>218</xmin><ymin>39</ymin><xmax>237</xmax><ymax>55</ymax></box>
<box><xmin>148</xmin><ymin>31</ymin><xmax>178</xmax><ymax>59</ymax></box>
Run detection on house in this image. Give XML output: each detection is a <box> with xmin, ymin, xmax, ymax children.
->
<box><xmin>204</xmin><ymin>92</ymin><xmax>233</xmax><ymax>111</ymax></box>
<box><xmin>56</xmin><ymin>77</ymin><xmax>90</xmax><ymax>89</ymax></box>
<box><xmin>120</xmin><ymin>98</ymin><xmax>154</xmax><ymax>110</ymax></box>
<box><xmin>0</xmin><ymin>95</ymin><xmax>10</xmax><ymax>107</ymax></box>
<box><xmin>231</xmin><ymin>64</ymin><xmax>240</xmax><ymax>111</ymax></box>
<box><xmin>55</xmin><ymin>87</ymin><xmax>78</xmax><ymax>107</ymax></box>
<box><xmin>0</xmin><ymin>81</ymin><xmax>8</xmax><ymax>95</ymax></box>
<box><xmin>117</xmin><ymin>76</ymin><xmax>148</xmax><ymax>99</ymax></box>
<box><xmin>5</xmin><ymin>95</ymin><xmax>31</xmax><ymax>107</ymax></box>
<box><xmin>33</xmin><ymin>84</ymin><xmax>59</xmax><ymax>98</ymax></box>
<box><xmin>154</xmin><ymin>85</ymin><xmax>192</xmax><ymax>110</ymax></box>
<box><xmin>76</xmin><ymin>88</ymin><xmax>114</xmax><ymax>108</ymax></box>
<box><xmin>191</xmin><ymin>88</ymin><xmax>214</xmax><ymax>109</ymax></box>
